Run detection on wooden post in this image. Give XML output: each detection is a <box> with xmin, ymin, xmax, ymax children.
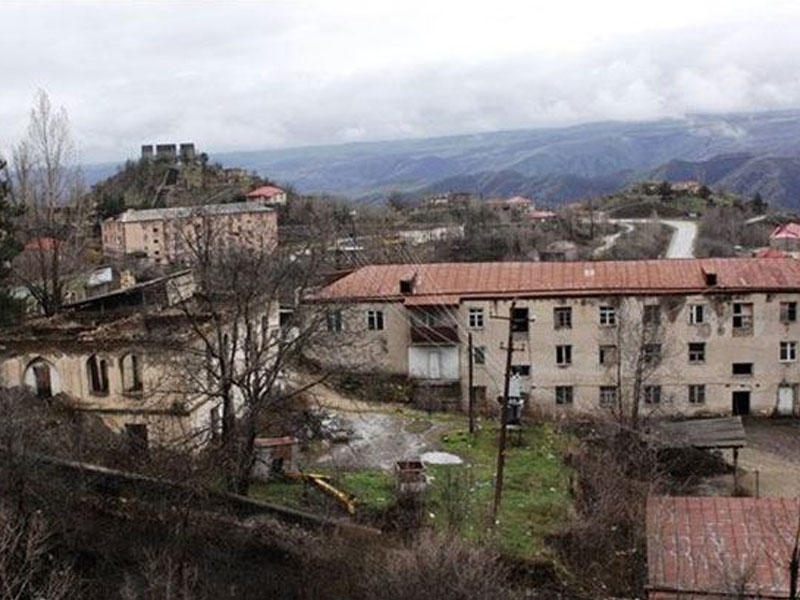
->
<box><xmin>468</xmin><ymin>332</ymin><xmax>475</xmax><ymax>434</ymax></box>
<box><xmin>492</xmin><ymin>300</ymin><xmax>516</xmax><ymax>524</ymax></box>
<box><xmin>733</xmin><ymin>447</ymin><xmax>739</xmax><ymax>492</ymax></box>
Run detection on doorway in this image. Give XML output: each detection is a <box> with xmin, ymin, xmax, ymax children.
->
<box><xmin>732</xmin><ymin>391</ymin><xmax>751</xmax><ymax>416</ymax></box>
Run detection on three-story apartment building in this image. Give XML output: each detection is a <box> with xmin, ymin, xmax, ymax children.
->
<box><xmin>307</xmin><ymin>258</ymin><xmax>800</xmax><ymax>417</ymax></box>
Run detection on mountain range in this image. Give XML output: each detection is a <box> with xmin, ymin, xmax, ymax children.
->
<box><xmin>87</xmin><ymin>110</ymin><xmax>800</xmax><ymax>208</ymax></box>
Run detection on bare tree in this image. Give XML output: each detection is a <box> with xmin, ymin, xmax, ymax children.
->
<box><xmin>10</xmin><ymin>90</ymin><xmax>89</xmax><ymax>315</ymax></box>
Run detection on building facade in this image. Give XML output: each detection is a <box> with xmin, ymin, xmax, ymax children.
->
<box><xmin>101</xmin><ymin>202</ymin><xmax>277</xmax><ymax>265</ymax></box>
<box><xmin>308</xmin><ymin>259</ymin><xmax>800</xmax><ymax>418</ymax></box>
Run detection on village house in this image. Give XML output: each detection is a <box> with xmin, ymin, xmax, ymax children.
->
<box><xmin>0</xmin><ymin>270</ymin><xmax>280</xmax><ymax>449</ymax></box>
<box><xmin>647</xmin><ymin>496</ymin><xmax>800</xmax><ymax>599</ymax></box>
<box><xmin>101</xmin><ymin>201</ymin><xmax>277</xmax><ymax>265</ymax></box>
<box><xmin>770</xmin><ymin>222</ymin><xmax>800</xmax><ymax>252</ymax></box>
<box><xmin>246</xmin><ymin>185</ymin><xmax>288</xmax><ymax>206</ymax></box>
<box><xmin>307</xmin><ymin>258</ymin><xmax>800</xmax><ymax>418</ymax></box>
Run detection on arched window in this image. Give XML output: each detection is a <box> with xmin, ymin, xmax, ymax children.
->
<box><xmin>120</xmin><ymin>353</ymin><xmax>143</xmax><ymax>395</ymax></box>
<box><xmin>86</xmin><ymin>355</ymin><xmax>109</xmax><ymax>395</ymax></box>
<box><xmin>24</xmin><ymin>358</ymin><xmax>60</xmax><ymax>398</ymax></box>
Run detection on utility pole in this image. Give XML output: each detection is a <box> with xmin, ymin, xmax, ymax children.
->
<box><xmin>492</xmin><ymin>300</ymin><xmax>516</xmax><ymax>524</ymax></box>
<box><xmin>468</xmin><ymin>332</ymin><xmax>475</xmax><ymax>434</ymax></box>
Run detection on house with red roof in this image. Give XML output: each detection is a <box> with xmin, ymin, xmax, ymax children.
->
<box><xmin>647</xmin><ymin>496</ymin><xmax>800</xmax><ymax>599</ymax></box>
<box><xmin>307</xmin><ymin>258</ymin><xmax>800</xmax><ymax>417</ymax></box>
<box><xmin>246</xmin><ymin>185</ymin><xmax>287</xmax><ymax>206</ymax></box>
<box><xmin>770</xmin><ymin>223</ymin><xmax>800</xmax><ymax>251</ymax></box>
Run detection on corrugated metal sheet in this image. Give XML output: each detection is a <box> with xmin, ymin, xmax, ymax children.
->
<box><xmin>311</xmin><ymin>258</ymin><xmax>800</xmax><ymax>303</ymax></box>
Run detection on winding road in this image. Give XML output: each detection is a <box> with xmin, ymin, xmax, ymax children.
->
<box><xmin>596</xmin><ymin>218</ymin><xmax>698</xmax><ymax>259</ymax></box>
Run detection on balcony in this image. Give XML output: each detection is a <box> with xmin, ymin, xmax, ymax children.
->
<box><xmin>410</xmin><ymin>325</ymin><xmax>459</xmax><ymax>345</ymax></box>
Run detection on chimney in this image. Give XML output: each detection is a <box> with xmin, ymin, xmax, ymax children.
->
<box><xmin>702</xmin><ymin>267</ymin><xmax>718</xmax><ymax>287</ymax></box>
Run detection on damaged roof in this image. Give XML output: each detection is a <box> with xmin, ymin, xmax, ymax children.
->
<box><xmin>647</xmin><ymin>496</ymin><xmax>800</xmax><ymax>599</ymax></box>
<box><xmin>310</xmin><ymin>258</ymin><xmax>800</xmax><ymax>303</ymax></box>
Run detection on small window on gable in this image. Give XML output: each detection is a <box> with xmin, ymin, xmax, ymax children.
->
<box><xmin>87</xmin><ymin>354</ymin><xmax>109</xmax><ymax>396</ymax></box>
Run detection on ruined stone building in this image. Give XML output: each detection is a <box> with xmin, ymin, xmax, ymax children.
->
<box><xmin>308</xmin><ymin>258</ymin><xmax>800</xmax><ymax>418</ymax></box>
<box><xmin>101</xmin><ymin>201</ymin><xmax>278</xmax><ymax>265</ymax></box>
<box><xmin>0</xmin><ymin>270</ymin><xmax>280</xmax><ymax>448</ymax></box>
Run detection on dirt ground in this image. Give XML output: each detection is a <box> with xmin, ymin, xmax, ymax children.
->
<box><xmin>304</xmin><ymin>380</ymin><xmax>454</xmax><ymax>470</ymax></box>
<box><xmin>702</xmin><ymin>418</ymin><xmax>800</xmax><ymax>497</ymax></box>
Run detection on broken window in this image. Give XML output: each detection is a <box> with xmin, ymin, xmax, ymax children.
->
<box><xmin>511</xmin><ymin>364</ymin><xmax>531</xmax><ymax>377</ymax></box>
<box><xmin>688</xmin><ymin>342</ymin><xmax>705</xmax><ymax>364</ymax></box>
<box><xmin>643</xmin><ymin>385</ymin><xmax>661</xmax><ymax>404</ymax></box>
<box><xmin>599</xmin><ymin>345</ymin><xmax>618</xmax><ymax>366</ymax></box>
<box><xmin>599</xmin><ymin>305</ymin><xmax>616</xmax><ymax>326</ymax></box>
<box><xmin>326</xmin><ymin>310</ymin><xmax>343</xmax><ymax>332</ymax></box>
<box><xmin>642</xmin><ymin>343</ymin><xmax>661</xmax><ymax>364</ymax></box>
<box><xmin>732</xmin><ymin>303</ymin><xmax>753</xmax><ymax>333</ymax></box>
<box><xmin>732</xmin><ymin>362</ymin><xmax>753</xmax><ymax>376</ymax></box>
<box><xmin>556</xmin><ymin>345</ymin><xmax>572</xmax><ymax>366</ymax></box>
<box><xmin>688</xmin><ymin>384</ymin><xmax>705</xmax><ymax>404</ymax></box>
<box><xmin>554</xmin><ymin>307</ymin><xmax>572</xmax><ymax>329</ymax></box>
<box><xmin>689</xmin><ymin>304</ymin><xmax>705</xmax><ymax>325</ymax></box>
<box><xmin>781</xmin><ymin>302</ymin><xmax>797</xmax><ymax>323</ymax></box>
<box><xmin>555</xmin><ymin>386</ymin><xmax>573</xmax><ymax>405</ymax></box>
<box><xmin>780</xmin><ymin>341</ymin><xmax>797</xmax><ymax>362</ymax></box>
<box><xmin>367</xmin><ymin>309</ymin><xmax>385</xmax><ymax>331</ymax></box>
<box><xmin>643</xmin><ymin>305</ymin><xmax>661</xmax><ymax>326</ymax></box>
<box><xmin>599</xmin><ymin>386</ymin><xmax>618</xmax><ymax>407</ymax></box>
<box><xmin>511</xmin><ymin>307</ymin><xmax>529</xmax><ymax>332</ymax></box>
<box><xmin>120</xmin><ymin>353</ymin><xmax>143</xmax><ymax>394</ymax></box>
<box><xmin>87</xmin><ymin>355</ymin><xmax>109</xmax><ymax>396</ymax></box>
<box><xmin>468</xmin><ymin>307</ymin><xmax>484</xmax><ymax>329</ymax></box>
<box><xmin>473</xmin><ymin>346</ymin><xmax>486</xmax><ymax>365</ymax></box>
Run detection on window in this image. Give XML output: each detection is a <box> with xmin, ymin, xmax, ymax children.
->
<box><xmin>511</xmin><ymin>307</ymin><xmax>530</xmax><ymax>333</ymax></box>
<box><xmin>599</xmin><ymin>386</ymin><xmax>618</xmax><ymax>407</ymax></box>
<box><xmin>643</xmin><ymin>385</ymin><xmax>661</xmax><ymax>404</ymax></box>
<box><xmin>120</xmin><ymin>353</ymin><xmax>143</xmax><ymax>394</ymax></box>
<box><xmin>555</xmin><ymin>386</ymin><xmax>573</xmax><ymax>405</ymax></box>
<box><xmin>643</xmin><ymin>343</ymin><xmax>662</xmax><ymax>364</ymax></box>
<box><xmin>554</xmin><ymin>307</ymin><xmax>572</xmax><ymax>329</ymax></box>
<box><xmin>688</xmin><ymin>384</ymin><xmax>706</xmax><ymax>404</ymax></box>
<box><xmin>86</xmin><ymin>355</ymin><xmax>109</xmax><ymax>396</ymax></box>
<box><xmin>643</xmin><ymin>305</ymin><xmax>661</xmax><ymax>326</ymax></box>
<box><xmin>780</xmin><ymin>341</ymin><xmax>797</xmax><ymax>362</ymax></box>
<box><xmin>367</xmin><ymin>310</ymin><xmax>384</xmax><ymax>331</ymax></box>
<box><xmin>732</xmin><ymin>303</ymin><xmax>753</xmax><ymax>332</ymax></box>
<box><xmin>688</xmin><ymin>342</ymin><xmax>706</xmax><ymax>364</ymax></box>
<box><xmin>468</xmin><ymin>307</ymin><xmax>484</xmax><ymax>329</ymax></box>
<box><xmin>732</xmin><ymin>362</ymin><xmax>753</xmax><ymax>376</ymax></box>
<box><xmin>473</xmin><ymin>346</ymin><xmax>486</xmax><ymax>365</ymax></box>
<box><xmin>326</xmin><ymin>310</ymin><xmax>342</xmax><ymax>332</ymax></box>
<box><xmin>511</xmin><ymin>365</ymin><xmax>531</xmax><ymax>377</ymax></box>
<box><xmin>599</xmin><ymin>345</ymin><xmax>618</xmax><ymax>366</ymax></box>
<box><xmin>556</xmin><ymin>345</ymin><xmax>572</xmax><ymax>366</ymax></box>
<box><xmin>689</xmin><ymin>304</ymin><xmax>705</xmax><ymax>325</ymax></box>
<box><xmin>599</xmin><ymin>305</ymin><xmax>616</xmax><ymax>326</ymax></box>
<box><xmin>781</xmin><ymin>302</ymin><xmax>798</xmax><ymax>323</ymax></box>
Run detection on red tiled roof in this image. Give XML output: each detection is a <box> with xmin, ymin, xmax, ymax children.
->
<box><xmin>311</xmin><ymin>258</ymin><xmax>800</xmax><ymax>303</ymax></box>
<box><xmin>647</xmin><ymin>496</ymin><xmax>800</xmax><ymax>599</ymax></box>
<box><xmin>246</xmin><ymin>185</ymin><xmax>285</xmax><ymax>198</ymax></box>
<box><xmin>771</xmin><ymin>223</ymin><xmax>800</xmax><ymax>239</ymax></box>
<box><xmin>754</xmin><ymin>247</ymin><xmax>790</xmax><ymax>258</ymax></box>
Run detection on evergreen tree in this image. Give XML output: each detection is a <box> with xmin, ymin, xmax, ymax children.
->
<box><xmin>0</xmin><ymin>157</ymin><xmax>25</xmax><ymax>324</ymax></box>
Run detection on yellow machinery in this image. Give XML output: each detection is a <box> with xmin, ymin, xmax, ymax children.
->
<box><xmin>285</xmin><ymin>471</ymin><xmax>357</xmax><ymax>515</ymax></box>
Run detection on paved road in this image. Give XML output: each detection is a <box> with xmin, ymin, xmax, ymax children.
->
<box><xmin>603</xmin><ymin>218</ymin><xmax>698</xmax><ymax>259</ymax></box>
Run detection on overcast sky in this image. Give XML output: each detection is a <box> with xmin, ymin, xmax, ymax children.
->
<box><xmin>3</xmin><ymin>0</ymin><xmax>800</xmax><ymax>163</ymax></box>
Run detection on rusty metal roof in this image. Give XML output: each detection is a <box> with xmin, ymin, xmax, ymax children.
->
<box><xmin>647</xmin><ymin>496</ymin><xmax>800</xmax><ymax>599</ymax></box>
<box><xmin>311</xmin><ymin>258</ymin><xmax>800</xmax><ymax>303</ymax></box>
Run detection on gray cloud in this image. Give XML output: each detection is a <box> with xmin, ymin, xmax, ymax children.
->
<box><xmin>2</xmin><ymin>2</ymin><xmax>800</xmax><ymax>163</ymax></box>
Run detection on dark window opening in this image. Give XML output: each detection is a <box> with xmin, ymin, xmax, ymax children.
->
<box><xmin>511</xmin><ymin>307</ymin><xmax>530</xmax><ymax>332</ymax></box>
<box><xmin>87</xmin><ymin>355</ymin><xmax>109</xmax><ymax>396</ymax></box>
<box><xmin>511</xmin><ymin>365</ymin><xmax>531</xmax><ymax>377</ymax></box>
<box><xmin>732</xmin><ymin>362</ymin><xmax>753</xmax><ymax>376</ymax></box>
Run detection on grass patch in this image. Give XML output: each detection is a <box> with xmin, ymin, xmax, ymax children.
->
<box><xmin>426</xmin><ymin>423</ymin><xmax>573</xmax><ymax>559</ymax></box>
